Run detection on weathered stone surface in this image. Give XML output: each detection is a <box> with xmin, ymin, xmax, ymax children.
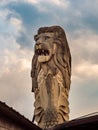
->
<box><xmin>31</xmin><ymin>26</ymin><xmax>71</xmax><ymax>129</ymax></box>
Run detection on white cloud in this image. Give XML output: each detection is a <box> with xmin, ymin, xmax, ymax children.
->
<box><xmin>0</xmin><ymin>44</ymin><xmax>34</xmax><ymax>120</ymax></box>
<box><xmin>73</xmin><ymin>62</ymin><xmax>98</xmax><ymax>79</ymax></box>
<box><xmin>27</xmin><ymin>0</ymin><xmax>70</xmax><ymax>13</ymax></box>
<box><xmin>27</xmin><ymin>0</ymin><xmax>39</xmax><ymax>4</ymax></box>
<box><xmin>26</xmin><ymin>0</ymin><xmax>70</xmax><ymax>8</ymax></box>
<box><xmin>50</xmin><ymin>0</ymin><xmax>70</xmax><ymax>8</ymax></box>
<box><xmin>0</xmin><ymin>9</ymin><xmax>10</xmax><ymax>18</ymax></box>
<box><xmin>69</xmin><ymin>30</ymin><xmax>98</xmax><ymax>64</ymax></box>
<box><xmin>68</xmin><ymin>29</ymin><xmax>98</xmax><ymax>119</ymax></box>
<box><xmin>0</xmin><ymin>8</ymin><xmax>23</xmax><ymax>38</ymax></box>
<box><xmin>10</xmin><ymin>17</ymin><xmax>22</xmax><ymax>27</ymax></box>
<box><xmin>68</xmin><ymin>30</ymin><xmax>98</xmax><ymax>82</ymax></box>
<box><xmin>0</xmin><ymin>0</ymin><xmax>19</xmax><ymax>6</ymax></box>
<box><xmin>0</xmin><ymin>12</ymin><xmax>34</xmax><ymax>117</ymax></box>
<box><xmin>9</xmin><ymin>17</ymin><xmax>24</xmax><ymax>36</ymax></box>
<box><xmin>0</xmin><ymin>0</ymin><xmax>38</xmax><ymax>6</ymax></box>
<box><xmin>0</xmin><ymin>46</ymin><xmax>32</xmax><ymax>75</ymax></box>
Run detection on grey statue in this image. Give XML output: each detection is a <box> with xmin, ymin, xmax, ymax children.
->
<box><xmin>31</xmin><ymin>26</ymin><xmax>71</xmax><ymax>129</ymax></box>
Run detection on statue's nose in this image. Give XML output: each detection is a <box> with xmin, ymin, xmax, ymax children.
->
<box><xmin>36</xmin><ymin>42</ymin><xmax>42</xmax><ymax>46</ymax></box>
<box><xmin>35</xmin><ymin>42</ymin><xmax>42</xmax><ymax>50</ymax></box>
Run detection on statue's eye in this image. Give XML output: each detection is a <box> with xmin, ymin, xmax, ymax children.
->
<box><xmin>44</xmin><ymin>36</ymin><xmax>50</xmax><ymax>40</ymax></box>
<box><xmin>34</xmin><ymin>35</ymin><xmax>39</xmax><ymax>41</ymax></box>
<box><xmin>35</xmin><ymin>37</ymin><xmax>40</xmax><ymax>41</ymax></box>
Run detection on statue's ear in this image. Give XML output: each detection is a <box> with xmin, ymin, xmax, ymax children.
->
<box><xmin>53</xmin><ymin>43</ymin><xmax>57</xmax><ymax>54</ymax></box>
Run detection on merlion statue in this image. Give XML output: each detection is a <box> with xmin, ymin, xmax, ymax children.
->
<box><xmin>31</xmin><ymin>26</ymin><xmax>71</xmax><ymax>129</ymax></box>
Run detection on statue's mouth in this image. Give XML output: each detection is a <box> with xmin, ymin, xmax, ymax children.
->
<box><xmin>35</xmin><ymin>49</ymin><xmax>49</xmax><ymax>56</ymax></box>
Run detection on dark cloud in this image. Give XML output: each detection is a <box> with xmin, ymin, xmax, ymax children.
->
<box><xmin>6</xmin><ymin>2</ymin><xmax>38</xmax><ymax>26</ymax></box>
<box><xmin>4</xmin><ymin>1</ymin><xmax>57</xmax><ymax>49</ymax></box>
<box><xmin>4</xmin><ymin>2</ymin><xmax>40</xmax><ymax>48</ymax></box>
<box><xmin>3</xmin><ymin>0</ymin><xmax>98</xmax><ymax>49</ymax></box>
<box><xmin>82</xmin><ymin>14</ymin><xmax>98</xmax><ymax>33</ymax></box>
<box><xmin>68</xmin><ymin>0</ymin><xmax>98</xmax><ymax>33</ymax></box>
<box><xmin>16</xmin><ymin>31</ymin><xmax>33</xmax><ymax>49</ymax></box>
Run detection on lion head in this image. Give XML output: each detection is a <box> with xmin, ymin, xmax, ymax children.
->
<box><xmin>31</xmin><ymin>25</ymin><xmax>71</xmax><ymax>92</ymax></box>
<box><xmin>34</xmin><ymin>31</ymin><xmax>55</xmax><ymax>63</ymax></box>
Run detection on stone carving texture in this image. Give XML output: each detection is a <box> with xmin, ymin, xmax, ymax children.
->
<box><xmin>31</xmin><ymin>26</ymin><xmax>71</xmax><ymax>129</ymax></box>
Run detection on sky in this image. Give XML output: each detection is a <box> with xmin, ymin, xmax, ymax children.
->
<box><xmin>0</xmin><ymin>0</ymin><xmax>98</xmax><ymax>121</ymax></box>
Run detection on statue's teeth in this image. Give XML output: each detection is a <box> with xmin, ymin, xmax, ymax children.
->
<box><xmin>39</xmin><ymin>45</ymin><xmax>41</xmax><ymax>49</ymax></box>
<box><xmin>37</xmin><ymin>49</ymin><xmax>40</xmax><ymax>54</ymax></box>
<box><xmin>41</xmin><ymin>50</ymin><xmax>45</xmax><ymax>55</ymax></box>
<box><xmin>36</xmin><ymin>49</ymin><xmax>49</xmax><ymax>56</ymax></box>
<box><xmin>44</xmin><ymin>51</ymin><xmax>46</xmax><ymax>56</ymax></box>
